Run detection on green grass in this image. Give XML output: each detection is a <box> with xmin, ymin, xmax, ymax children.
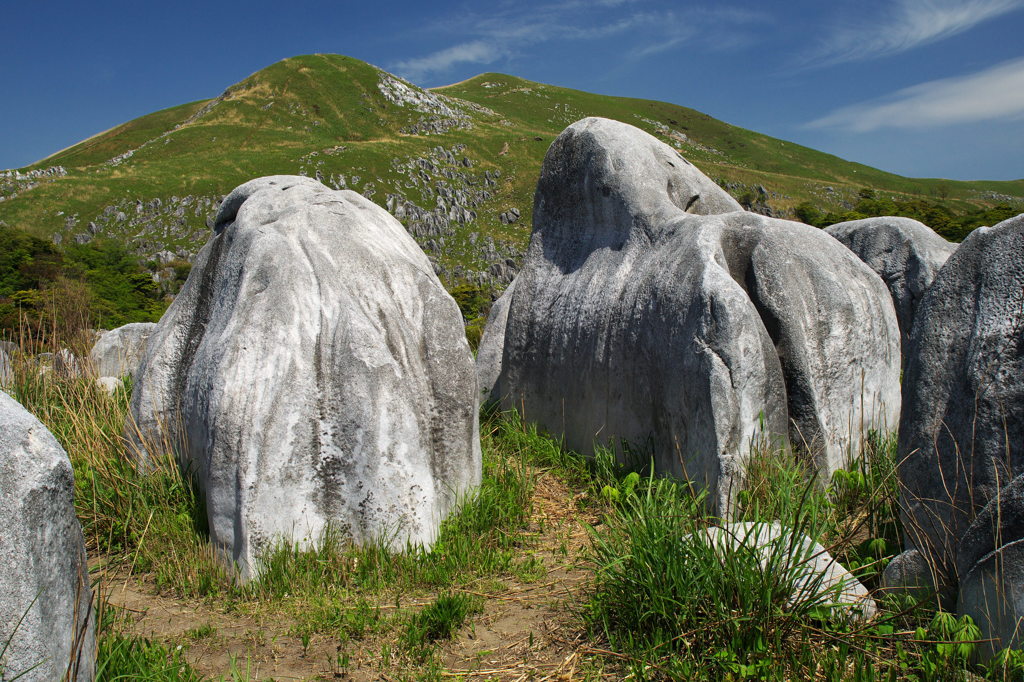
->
<box><xmin>95</xmin><ymin>602</ymin><xmax>203</xmax><ymax>682</ymax></box>
<box><xmin>402</xmin><ymin>593</ymin><xmax>483</xmax><ymax>658</ymax></box>
<box><xmin>10</xmin><ymin>351</ymin><xmax>1024</xmax><ymax>679</ymax></box>
<box><xmin>580</xmin><ymin>430</ymin><xmax>1024</xmax><ymax>680</ymax></box>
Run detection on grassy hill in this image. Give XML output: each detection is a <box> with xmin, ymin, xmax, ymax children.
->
<box><xmin>2</xmin><ymin>53</ymin><xmax>1022</xmax><ymax>296</ymax></box>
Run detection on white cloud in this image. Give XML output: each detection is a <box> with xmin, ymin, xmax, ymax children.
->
<box><xmin>815</xmin><ymin>0</ymin><xmax>1024</xmax><ymax>64</ymax></box>
<box><xmin>391</xmin><ymin>2</ymin><xmax>766</xmax><ymax>81</ymax></box>
<box><xmin>393</xmin><ymin>41</ymin><xmax>505</xmax><ymax>81</ymax></box>
<box><xmin>807</xmin><ymin>56</ymin><xmax>1024</xmax><ymax>131</ymax></box>
<box><xmin>629</xmin><ymin>34</ymin><xmax>692</xmax><ymax>59</ymax></box>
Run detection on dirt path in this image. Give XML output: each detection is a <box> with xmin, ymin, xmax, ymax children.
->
<box><xmin>100</xmin><ymin>469</ymin><xmax>605</xmax><ymax>680</ymax></box>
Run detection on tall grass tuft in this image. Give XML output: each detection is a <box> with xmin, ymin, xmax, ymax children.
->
<box><xmin>581</xmin><ymin>430</ymin><xmax>995</xmax><ymax>679</ymax></box>
<box><xmin>7</xmin><ymin>348</ymin><xmax>228</xmax><ymax>596</ymax></box>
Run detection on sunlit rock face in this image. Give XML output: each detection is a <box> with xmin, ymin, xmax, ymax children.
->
<box><xmin>898</xmin><ymin>213</ymin><xmax>1024</xmax><ymax>598</ymax></box>
<box><xmin>131</xmin><ymin>175</ymin><xmax>481</xmax><ymax>578</ymax></box>
<box><xmin>826</xmin><ymin>216</ymin><xmax>955</xmax><ymax>364</ymax></box>
<box><xmin>0</xmin><ymin>391</ymin><xmax>95</xmax><ymax>681</ymax></box>
<box><xmin>484</xmin><ymin>118</ymin><xmax>900</xmax><ymax>514</ymax></box>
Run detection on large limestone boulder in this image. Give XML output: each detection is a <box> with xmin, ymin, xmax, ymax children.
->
<box><xmin>89</xmin><ymin>322</ymin><xmax>158</xmax><ymax>379</ymax></box>
<box><xmin>0</xmin><ymin>392</ymin><xmax>95</xmax><ymax>681</ymax></box>
<box><xmin>486</xmin><ymin>118</ymin><xmax>900</xmax><ymax>512</ymax></box>
<box><xmin>131</xmin><ymin>175</ymin><xmax>481</xmax><ymax>578</ymax></box>
<box><xmin>898</xmin><ymin>214</ymin><xmax>1024</xmax><ymax>592</ymax></box>
<box><xmin>825</xmin><ymin>217</ymin><xmax>955</xmax><ymax>361</ymax></box>
<box><xmin>688</xmin><ymin>522</ymin><xmax>877</xmax><ymax>621</ymax></box>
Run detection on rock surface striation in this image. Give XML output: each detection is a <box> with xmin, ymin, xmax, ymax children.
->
<box><xmin>89</xmin><ymin>322</ymin><xmax>159</xmax><ymax>380</ymax></box>
<box><xmin>0</xmin><ymin>391</ymin><xmax>95</xmax><ymax>681</ymax></box>
<box><xmin>825</xmin><ymin>216</ymin><xmax>955</xmax><ymax>361</ymax></box>
<box><xmin>482</xmin><ymin>118</ymin><xmax>901</xmax><ymax>513</ymax></box>
<box><xmin>130</xmin><ymin>175</ymin><xmax>481</xmax><ymax>578</ymax></box>
<box><xmin>895</xmin><ymin>213</ymin><xmax>1024</xmax><ymax>652</ymax></box>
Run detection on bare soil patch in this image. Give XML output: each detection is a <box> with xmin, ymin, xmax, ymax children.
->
<box><xmin>99</xmin><ymin>469</ymin><xmax>606</xmax><ymax>680</ymax></box>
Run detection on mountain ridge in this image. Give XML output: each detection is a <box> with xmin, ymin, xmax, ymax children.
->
<box><xmin>2</xmin><ymin>53</ymin><xmax>1021</xmax><ymax>296</ymax></box>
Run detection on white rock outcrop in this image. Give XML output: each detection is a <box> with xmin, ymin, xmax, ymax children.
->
<box><xmin>898</xmin><ymin>213</ymin><xmax>1024</xmax><ymax>598</ymax></box>
<box><xmin>131</xmin><ymin>175</ymin><xmax>481</xmax><ymax>578</ymax></box>
<box><xmin>826</xmin><ymin>216</ymin><xmax>955</xmax><ymax>361</ymax></box>
<box><xmin>89</xmin><ymin>322</ymin><xmax>158</xmax><ymax>379</ymax></box>
<box><xmin>687</xmin><ymin>522</ymin><xmax>877</xmax><ymax>621</ymax></box>
<box><xmin>0</xmin><ymin>391</ymin><xmax>95</xmax><ymax>681</ymax></box>
<box><xmin>482</xmin><ymin>118</ymin><xmax>900</xmax><ymax>512</ymax></box>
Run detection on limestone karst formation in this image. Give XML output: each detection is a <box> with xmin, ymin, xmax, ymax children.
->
<box><xmin>89</xmin><ymin>322</ymin><xmax>158</xmax><ymax>380</ymax></box>
<box><xmin>130</xmin><ymin>175</ymin><xmax>481</xmax><ymax>578</ymax></box>
<box><xmin>892</xmin><ymin>213</ymin><xmax>1024</xmax><ymax>657</ymax></box>
<box><xmin>825</xmin><ymin>216</ymin><xmax>955</xmax><ymax>364</ymax></box>
<box><xmin>0</xmin><ymin>391</ymin><xmax>95</xmax><ymax>681</ymax></box>
<box><xmin>479</xmin><ymin>117</ymin><xmax>901</xmax><ymax>513</ymax></box>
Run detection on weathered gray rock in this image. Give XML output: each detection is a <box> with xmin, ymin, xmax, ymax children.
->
<box><xmin>95</xmin><ymin>376</ymin><xmax>122</xmax><ymax>395</ymax></box>
<box><xmin>488</xmin><ymin>118</ymin><xmax>900</xmax><ymax>512</ymax></box>
<box><xmin>880</xmin><ymin>548</ymin><xmax>940</xmax><ymax>602</ymax></box>
<box><xmin>958</xmin><ymin>474</ymin><xmax>1024</xmax><ymax>585</ymax></box>
<box><xmin>959</xmin><ymin>541</ymin><xmax>1024</xmax><ymax>661</ymax></box>
<box><xmin>131</xmin><ymin>175</ymin><xmax>481</xmax><ymax>578</ymax></box>
<box><xmin>954</xmin><ymin>475</ymin><xmax>1024</xmax><ymax>659</ymax></box>
<box><xmin>475</xmin><ymin>280</ymin><xmax>514</xmax><ymax>403</ymax></box>
<box><xmin>0</xmin><ymin>349</ymin><xmax>11</xmax><ymax>386</ymax></box>
<box><xmin>825</xmin><ymin>217</ymin><xmax>955</xmax><ymax>360</ymax></box>
<box><xmin>687</xmin><ymin>522</ymin><xmax>877</xmax><ymax>620</ymax></box>
<box><xmin>898</xmin><ymin>214</ymin><xmax>1024</xmax><ymax>592</ymax></box>
<box><xmin>0</xmin><ymin>391</ymin><xmax>95</xmax><ymax>681</ymax></box>
<box><xmin>53</xmin><ymin>349</ymin><xmax>81</xmax><ymax>379</ymax></box>
<box><xmin>88</xmin><ymin>322</ymin><xmax>158</xmax><ymax>379</ymax></box>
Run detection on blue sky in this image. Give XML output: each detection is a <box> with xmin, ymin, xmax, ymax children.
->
<box><xmin>2</xmin><ymin>0</ymin><xmax>1022</xmax><ymax>180</ymax></box>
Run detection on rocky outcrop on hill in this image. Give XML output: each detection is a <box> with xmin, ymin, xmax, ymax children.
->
<box><xmin>483</xmin><ymin>118</ymin><xmax>900</xmax><ymax>513</ymax></box>
<box><xmin>130</xmin><ymin>175</ymin><xmax>481</xmax><ymax>578</ymax></box>
<box><xmin>0</xmin><ymin>391</ymin><xmax>95</xmax><ymax>681</ymax></box>
<box><xmin>826</xmin><ymin>217</ymin><xmax>955</xmax><ymax>360</ymax></box>
<box><xmin>0</xmin><ymin>166</ymin><xmax>67</xmax><ymax>204</ymax></box>
<box><xmin>52</xmin><ymin>194</ymin><xmax>215</xmax><ymax>260</ymax></box>
<box><xmin>897</xmin><ymin>214</ymin><xmax>1024</xmax><ymax>603</ymax></box>
<box><xmin>89</xmin><ymin>322</ymin><xmax>158</xmax><ymax>379</ymax></box>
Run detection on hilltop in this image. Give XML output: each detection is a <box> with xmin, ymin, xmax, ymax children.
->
<box><xmin>2</xmin><ymin>53</ymin><xmax>1022</xmax><ymax>294</ymax></box>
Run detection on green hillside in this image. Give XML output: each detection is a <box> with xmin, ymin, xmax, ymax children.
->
<box><xmin>2</xmin><ymin>53</ymin><xmax>1022</xmax><ymax>297</ymax></box>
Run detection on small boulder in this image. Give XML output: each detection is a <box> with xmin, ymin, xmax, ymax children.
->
<box><xmin>89</xmin><ymin>322</ymin><xmax>158</xmax><ymax>379</ymax></box>
<box><xmin>825</xmin><ymin>217</ymin><xmax>955</xmax><ymax>362</ymax></box>
<box><xmin>0</xmin><ymin>391</ymin><xmax>95</xmax><ymax>681</ymax></box>
<box><xmin>898</xmin><ymin>214</ymin><xmax>1024</xmax><ymax>592</ymax></box>
<box><xmin>131</xmin><ymin>175</ymin><xmax>481</xmax><ymax>578</ymax></box>
<box><xmin>687</xmin><ymin>522</ymin><xmax>876</xmax><ymax>621</ymax></box>
<box><xmin>880</xmin><ymin>548</ymin><xmax>941</xmax><ymax>603</ymax></box>
<box><xmin>53</xmin><ymin>349</ymin><xmax>82</xmax><ymax>379</ymax></box>
<box><xmin>1</xmin><ymin>348</ymin><xmax>11</xmax><ymax>387</ymax></box>
<box><xmin>95</xmin><ymin>376</ymin><xmax>122</xmax><ymax>395</ymax></box>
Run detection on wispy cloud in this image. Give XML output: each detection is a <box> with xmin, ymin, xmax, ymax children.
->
<box><xmin>391</xmin><ymin>2</ymin><xmax>766</xmax><ymax>81</ymax></box>
<box><xmin>812</xmin><ymin>0</ymin><xmax>1024</xmax><ymax>65</ymax></box>
<box><xmin>393</xmin><ymin>41</ymin><xmax>507</xmax><ymax>80</ymax></box>
<box><xmin>807</xmin><ymin>56</ymin><xmax>1024</xmax><ymax>131</ymax></box>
